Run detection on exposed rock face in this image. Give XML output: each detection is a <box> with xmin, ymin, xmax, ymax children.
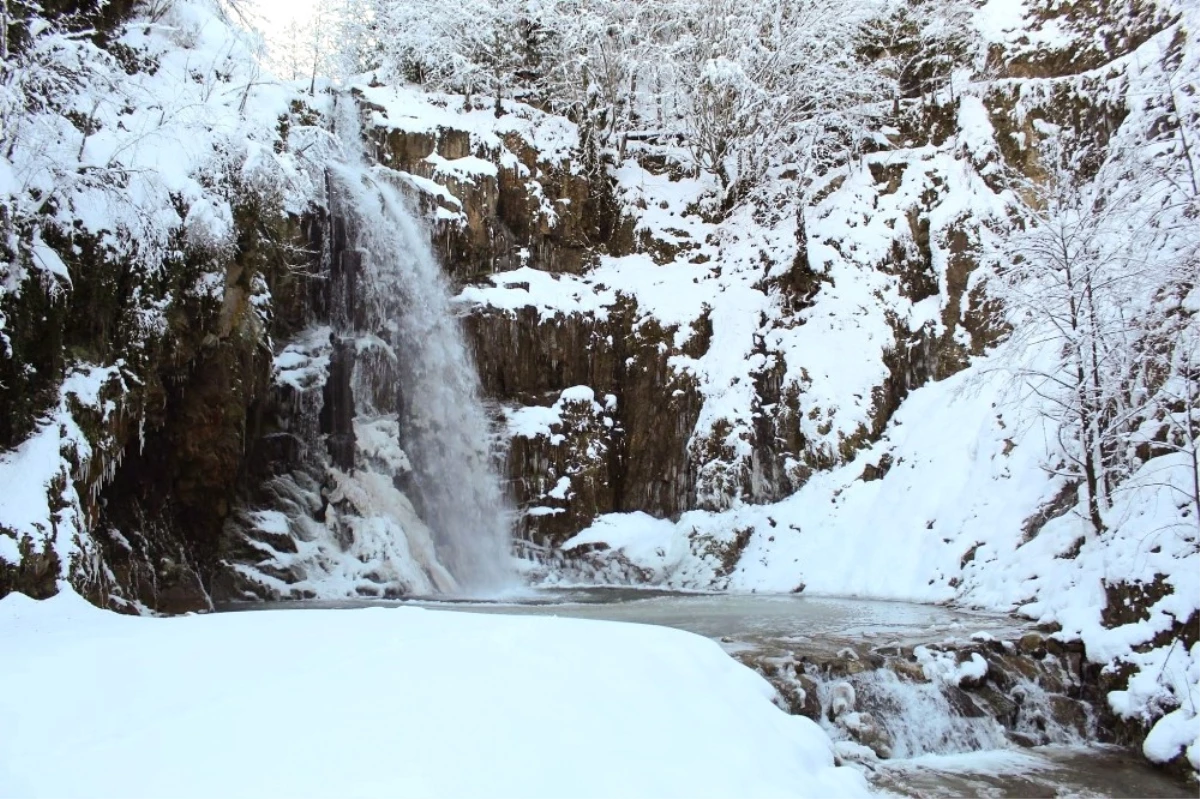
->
<box><xmin>362</xmin><ymin>95</ymin><xmax>630</xmax><ymax>282</ymax></box>
<box><xmin>469</xmin><ymin>302</ymin><xmax>704</xmax><ymax>550</ymax></box>
<box><xmin>0</xmin><ymin>182</ymin><xmax>316</xmax><ymax>611</ymax></box>
<box><xmin>403</xmin><ymin>93</ymin><xmax>1011</xmax><ymax>548</ymax></box>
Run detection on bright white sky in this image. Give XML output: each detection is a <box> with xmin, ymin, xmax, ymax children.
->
<box><xmin>246</xmin><ymin>0</ymin><xmax>319</xmax><ymax>37</ymax></box>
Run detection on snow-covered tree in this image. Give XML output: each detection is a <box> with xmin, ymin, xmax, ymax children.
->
<box><xmin>363</xmin><ymin>0</ymin><xmax>887</xmax><ymax>197</ymax></box>
<box><xmin>999</xmin><ymin>174</ymin><xmax>1134</xmax><ymax>534</ymax></box>
<box><xmin>996</xmin><ymin>113</ymin><xmax>1200</xmax><ymax>538</ymax></box>
<box><xmin>655</xmin><ymin>0</ymin><xmax>886</xmax><ymax>203</ymax></box>
<box><xmin>273</xmin><ymin>0</ymin><xmax>342</xmax><ymax>91</ymax></box>
<box><xmin>370</xmin><ymin>0</ymin><xmax>540</xmax><ymax>113</ymax></box>
<box><xmin>537</xmin><ymin>0</ymin><xmax>650</xmax><ymax>136</ymax></box>
<box><xmin>866</xmin><ymin>0</ymin><xmax>977</xmax><ymax>102</ymax></box>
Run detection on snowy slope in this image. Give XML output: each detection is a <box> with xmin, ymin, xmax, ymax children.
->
<box><xmin>0</xmin><ymin>589</ymin><xmax>871</xmax><ymax>799</ymax></box>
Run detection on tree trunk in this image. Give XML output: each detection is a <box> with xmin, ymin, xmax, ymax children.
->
<box><xmin>1064</xmin><ymin>246</ymin><xmax>1105</xmax><ymax>536</ymax></box>
<box><xmin>1083</xmin><ymin>272</ymin><xmax>1111</xmax><ymax>504</ymax></box>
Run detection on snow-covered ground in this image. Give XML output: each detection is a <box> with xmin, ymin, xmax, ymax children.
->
<box><xmin>0</xmin><ymin>588</ymin><xmax>870</xmax><ymax>799</ymax></box>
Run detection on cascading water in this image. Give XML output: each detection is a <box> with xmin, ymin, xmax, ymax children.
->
<box><xmin>326</xmin><ymin>95</ymin><xmax>515</xmax><ymax>594</ymax></box>
<box><xmin>761</xmin><ymin>644</ymin><xmax>1094</xmax><ymax>760</ymax></box>
<box><xmin>821</xmin><ymin>669</ymin><xmax>1011</xmax><ymax>759</ymax></box>
<box><xmin>223</xmin><ymin>95</ymin><xmax>515</xmax><ymax>598</ymax></box>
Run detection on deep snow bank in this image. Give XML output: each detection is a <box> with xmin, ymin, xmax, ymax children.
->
<box><xmin>0</xmin><ymin>590</ymin><xmax>870</xmax><ymax>799</ymax></box>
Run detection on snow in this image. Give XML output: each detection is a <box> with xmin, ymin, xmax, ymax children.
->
<box><xmin>547</xmin><ymin>476</ymin><xmax>572</xmax><ymax>500</ymax></box>
<box><xmin>549</xmin><ymin>362</ymin><xmax>1058</xmax><ymax>602</ymax></box>
<box><xmin>915</xmin><ymin>646</ymin><xmax>990</xmax><ymax>687</ymax></box>
<box><xmin>504</xmin><ymin>385</ymin><xmax>608</xmax><ymax>445</ymax></box>
<box><xmin>30</xmin><ymin>232</ymin><xmax>70</xmax><ymax>287</ymax></box>
<box><xmin>975</xmin><ymin>0</ymin><xmax>1028</xmax><ymax>44</ymax></box>
<box><xmin>559</xmin><ymin>385</ymin><xmax>596</xmax><ymax>404</ymax></box>
<box><xmin>5</xmin><ymin>0</ymin><xmax>304</xmax><ymax>276</ymax></box>
<box><xmin>0</xmin><ymin>532</ymin><xmax>18</xmax><ymax>564</ymax></box>
<box><xmin>0</xmin><ymin>407</ymin><xmax>95</xmax><ymax>593</ymax></box>
<box><xmin>274</xmin><ymin>326</ymin><xmax>333</xmax><ymax>391</ymax></box>
<box><xmin>0</xmin><ymin>590</ymin><xmax>871</xmax><ymax>799</ymax></box>
<box><xmin>0</xmin><ymin>420</ymin><xmax>78</xmax><ymax>543</ymax></box>
<box><xmin>425</xmin><ymin>152</ymin><xmax>498</xmax><ymax>181</ymax></box>
<box><xmin>182</xmin><ymin>196</ymin><xmax>236</xmax><ymax>254</ymax></box>
<box><xmin>1116</xmin><ymin>641</ymin><xmax>1200</xmax><ymax>769</ymax></box>
<box><xmin>506</xmin><ymin>402</ymin><xmax>567</xmax><ymax>441</ymax></box>
<box><xmin>457</xmin><ymin>266</ymin><xmax>614</xmax><ymax>319</ymax></box>
<box><xmin>563</xmin><ymin>512</ymin><xmax>683</xmax><ymax>572</ymax></box>
<box><xmin>356</xmin><ymin>82</ymin><xmax>579</xmax><ymax>170</ymax></box>
<box><xmin>60</xmin><ymin>363</ymin><xmax>123</xmax><ymax>410</ymax></box>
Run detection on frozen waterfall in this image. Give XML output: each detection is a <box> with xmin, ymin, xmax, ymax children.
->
<box><xmin>327</xmin><ymin>96</ymin><xmax>516</xmax><ymax>594</ymax></box>
<box><xmin>223</xmin><ymin>95</ymin><xmax>516</xmax><ymax>598</ymax></box>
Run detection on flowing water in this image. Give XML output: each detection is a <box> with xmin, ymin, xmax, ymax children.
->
<box><xmin>328</xmin><ymin>97</ymin><xmax>514</xmax><ymax>593</ymax></box>
<box><xmin>225</xmin><ymin>97</ymin><xmax>514</xmax><ymax>598</ymax></box>
<box><xmin>224</xmin><ymin>589</ymin><xmax>1196</xmax><ymax>797</ymax></box>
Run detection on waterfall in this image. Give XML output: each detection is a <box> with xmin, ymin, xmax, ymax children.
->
<box><xmin>222</xmin><ymin>95</ymin><xmax>515</xmax><ymax>598</ymax></box>
<box><xmin>325</xmin><ymin>95</ymin><xmax>515</xmax><ymax>594</ymax></box>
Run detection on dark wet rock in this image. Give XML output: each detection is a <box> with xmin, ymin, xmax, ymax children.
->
<box><xmin>1007</xmin><ymin>730</ymin><xmax>1040</xmax><ymax>748</ymax></box>
<box><xmin>795</xmin><ymin>674</ymin><xmax>823</xmax><ymax>721</ymax></box>
<box><xmin>974</xmin><ymin>685</ymin><xmax>1020</xmax><ymax>727</ymax></box>
<box><xmin>366</xmin><ymin>114</ymin><xmax>630</xmax><ymax>283</ymax></box>
<box><xmin>735</xmin><ymin>652</ymin><xmax>822</xmax><ymax>722</ymax></box>
<box><xmin>945</xmin><ymin>686</ymin><xmax>987</xmax><ymax>718</ymax></box>
<box><xmin>840</xmin><ymin>711</ymin><xmax>893</xmax><ymax>759</ymax></box>
<box><xmin>888</xmin><ymin>658</ymin><xmax>928</xmax><ymax>683</ymax></box>
<box><xmin>0</xmin><ymin>534</ymin><xmax>60</xmax><ymax>601</ymax></box>
<box><xmin>1048</xmin><ymin>695</ymin><xmax>1093</xmax><ymax>739</ymax></box>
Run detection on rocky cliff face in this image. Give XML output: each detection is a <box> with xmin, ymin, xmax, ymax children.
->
<box><xmin>2</xmin><ymin>0</ymin><xmax>1173</xmax><ymax>610</ymax></box>
<box><xmin>344</xmin><ymin>83</ymin><xmax>1013</xmax><ymax>560</ymax></box>
<box><xmin>0</xmin><ymin>0</ymin><xmax>338</xmax><ymax>611</ymax></box>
